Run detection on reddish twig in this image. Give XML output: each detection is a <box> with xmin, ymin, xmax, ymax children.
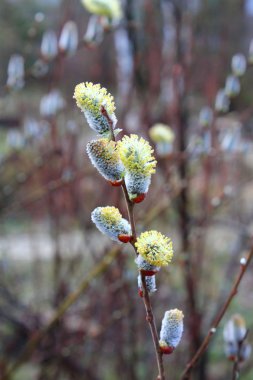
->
<box><xmin>121</xmin><ymin>180</ymin><xmax>137</xmax><ymax>248</ymax></box>
<box><xmin>101</xmin><ymin>106</ymin><xmax>115</xmax><ymax>141</ymax></box>
<box><xmin>95</xmin><ymin>107</ymin><xmax>166</xmax><ymax>379</ymax></box>
<box><xmin>120</xmin><ymin>171</ymin><xmax>165</xmax><ymax>379</ymax></box>
<box><xmin>180</xmin><ymin>247</ymin><xmax>253</xmax><ymax>380</ymax></box>
<box><xmin>141</xmin><ymin>272</ymin><xmax>166</xmax><ymax>380</ymax></box>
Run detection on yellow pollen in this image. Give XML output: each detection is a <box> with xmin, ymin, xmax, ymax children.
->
<box><xmin>73</xmin><ymin>82</ymin><xmax>115</xmax><ymax>115</ymax></box>
<box><xmin>135</xmin><ymin>230</ymin><xmax>173</xmax><ymax>266</ymax></box>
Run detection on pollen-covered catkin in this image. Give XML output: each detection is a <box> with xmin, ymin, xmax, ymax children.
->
<box><xmin>137</xmin><ymin>274</ymin><xmax>157</xmax><ymax>297</ymax></box>
<box><xmin>81</xmin><ymin>0</ymin><xmax>122</xmax><ymax>20</ymax></box>
<box><xmin>74</xmin><ymin>82</ymin><xmax>117</xmax><ymax>137</ymax></box>
<box><xmin>135</xmin><ymin>254</ymin><xmax>160</xmax><ymax>276</ymax></box>
<box><xmin>86</xmin><ymin>139</ymin><xmax>124</xmax><ymax>182</ymax></box>
<box><xmin>135</xmin><ymin>230</ymin><xmax>173</xmax><ymax>267</ymax></box>
<box><xmin>118</xmin><ymin>134</ymin><xmax>157</xmax><ymax>201</ymax></box>
<box><xmin>91</xmin><ymin>206</ymin><xmax>131</xmax><ymax>242</ymax></box>
<box><xmin>159</xmin><ymin>309</ymin><xmax>184</xmax><ymax>352</ymax></box>
<box><xmin>223</xmin><ymin>314</ymin><xmax>251</xmax><ymax>362</ymax></box>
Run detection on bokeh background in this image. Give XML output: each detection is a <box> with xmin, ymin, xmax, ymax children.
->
<box><xmin>0</xmin><ymin>0</ymin><xmax>253</xmax><ymax>379</ymax></box>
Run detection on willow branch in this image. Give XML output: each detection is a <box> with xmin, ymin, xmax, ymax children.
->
<box><xmin>101</xmin><ymin>106</ymin><xmax>115</xmax><ymax>141</ymax></box>
<box><xmin>141</xmin><ymin>273</ymin><xmax>166</xmax><ymax>380</ymax></box>
<box><xmin>121</xmin><ymin>180</ymin><xmax>137</xmax><ymax>247</ymax></box>
<box><xmin>180</xmin><ymin>246</ymin><xmax>253</xmax><ymax>380</ymax></box>
<box><xmin>231</xmin><ymin>329</ymin><xmax>248</xmax><ymax>380</ymax></box>
<box><xmin>99</xmin><ymin>109</ymin><xmax>165</xmax><ymax>379</ymax></box>
<box><xmin>120</xmin><ymin>181</ymin><xmax>165</xmax><ymax>380</ymax></box>
<box><xmin>232</xmin><ymin>358</ymin><xmax>240</xmax><ymax>380</ymax></box>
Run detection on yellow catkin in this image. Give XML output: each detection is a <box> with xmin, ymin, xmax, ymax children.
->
<box><xmin>135</xmin><ymin>230</ymin><xmax>173</xmax><ymax>266</ymax></box>
<box><xmin>149</xmin><ymin>123</ymin><xmax>175</xmax><ymax>143</ymax></box>
<box><xmin>118</xmin><ymin>134</ymin><xmax>157</xmax><ymax>175</ymax></box>
<box><xmin>166</xmin><ymin>309</ymin><xmax>184</xmax><ymax>322</ymax></box>
<box><xmin>99</xmin><ymin>206</ymin><xmax>122</xmax><ymax>225</ymax></box>
<box><xmin>74</xmin><ymin>82</ymin><xmax>115</xmax><ymax>115</ymax></box>
<box><xmin>81</xmin><ymin>0</ymin><xmax>122</xmax><ymax>20</ymax></box>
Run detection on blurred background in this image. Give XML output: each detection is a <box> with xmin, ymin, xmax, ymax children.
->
<box><xmin>0</xmin><ymin>0</ymin><xmax>253</xmax><ymax>379</ymax></box>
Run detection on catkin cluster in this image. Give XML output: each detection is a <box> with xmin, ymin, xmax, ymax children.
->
<box><xmin>74</xmin><ymin>82</ymin><xmax>184</xmax><ymax>353</ymax></box>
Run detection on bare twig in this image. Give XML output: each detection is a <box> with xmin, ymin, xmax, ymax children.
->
<box><xmin>180</xmin><ymin>246</ymin><xmax>253</xmax><ymax>380</ymax></box>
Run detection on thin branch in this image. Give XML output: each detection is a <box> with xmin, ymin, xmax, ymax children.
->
<box><xmin>180</xmin><ymin>246</ymin><xmax>253</xmax><ymax>380</ymax></box>
<box><xmin>120</xmin><ymin>177</ymin><xmax>165</xmax><ymax>380</ymax></box>
<box><xmin>141</xmin><ymin>273</ymin><xmax>166</xmax><ymax>380</ymax></box>
<box><xmin>231</xmin><ymin>329</ymin><xmax>249</xmax><ymax>380</ymax></box>
<box><xmin>232</xmin><ymin>358</ymin><xmax>240</xmax><ymax>380</ymax></box>
<box><xmin>121</xmin><ymin>180</ymin><xmax>137</xmax><ymax>247</ymax></box>
<box><xmin>100</xmin><ymin>106</ymin><xmax>115</xmax><ymax>141</ymax></box>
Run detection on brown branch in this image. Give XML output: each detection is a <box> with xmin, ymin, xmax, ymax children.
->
<box><xmin>89</xmin><ymin>107</ymin><xmax>166</xmax><ymax>379</ymax></box>
<box><xmin>232</xmin><ymin>358</ymin><xmax>240</xmax><ymax>380</ymax></box>
<box><xmin>121</xmin><ymin>179</ymin><xmax>137</xmax><ymax>247</ymax></box>
<box><xmin>180</xmin><ymin>246</ymin><xmax>253</xmax><ymax>380</ymax></box>
<box><xmin>120</xmin><ymin>177</ymin><xmax>165</xmax><ymax>380</ymax></box>
<box><xmin>141</xmin><ymin>273</ymin><xmax>166</xmax><ymax>380</ymax></box>
<box><xmin>100</xmin><ymin>106</ymin><xmax>115</xmax><ymax>141</ymax></box>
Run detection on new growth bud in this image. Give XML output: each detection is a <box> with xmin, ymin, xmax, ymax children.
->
<box><xmin>135</xmin><ymin>230</ymin><xmax>173</xmax><ymax>267</ymax></box>
<box><xmin>86</xmin><ymin>139</ymin><xmax>124</xmax><ymax>182</ymax></box>
<box><xmin>59</xmin><ymin>21</ymin><xmax>79</xmax><ymax>55</ymax></box>
<box><xmin>149</xmin><ymin>124</ymin><xmax>175</xmax><ymax>143</ymax></box>
<box><xmin>74</xmin><ymin>82</ymin><xmax>117</xmax><ymax>138</ymax></box>
<box><xmin>215</xmin><ymin>89</ymin><xmax>230</xmax><ymax>113</ymax></box>
<box><xmin>149</xmin><ymin>123</ymin><xmax>175</xmax><ymax>156</ymax></box>
<box><xmin>231</xmin><ymin>54</ymin><xmax>247</xmax><ymax>77</ymax></box>
<box><xmin>223</xmin><ymin>314</ymin><xmax>251</xmax><ymax>362</ymax></box>
<box><xmin>7</xmin><ymin>54</ymin><xmax>25</xmax><ymax>90</ymax></box>
<box><xmin>84</xmin><ymin>15</ymin><xmax>104</xmax><ymax>45</ymax></box>
<box><xmin>41</xmin><ymin>30</ymin><xmax>58</xmax><ymax>61</ymax></box>
<box><xmin>223</xmin><ymin>314</ymin><xmax>247</xmax><ymax>343</ymax></box>
<box><xmin>135</xmin><ymin>255</ymin><xmax>160</xmax><ymax>276</ymax></box>
<box><xmin>225</xmin><ymin>75</ymin><xmax>241</xmax><ymax>98</ymax></box>
<box><xmin>40</xmin><ymin>89</ymin><xmax>65</xmax><ymax>118</ymax></box>
<box><xmin>118</xmin><ymin>134</ymin><xmax>157</xmax><ymax>201</ymax></box>
<box><xmin>91</xmin><ymin>206</ymin><xmax>131</xmax><ymax>242</ymax></box>
<box><xmin>81</xmin><ymin>0</ymin><xmax>122</xmax><ymax>21</ymax></box>
<box><xmin>159</xmin><ymin>309</ymin><xmax>184</xmax><ymax>354</ymax></box>
<box><xmin>137</xmin><ymin>274</ymin><xmax>157</xmax><ymax>297</ymax></box>
<box><xmin>199</xmin><ymin>106</ymin><xmax>213</xmax><ymax>128</ymax></box>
